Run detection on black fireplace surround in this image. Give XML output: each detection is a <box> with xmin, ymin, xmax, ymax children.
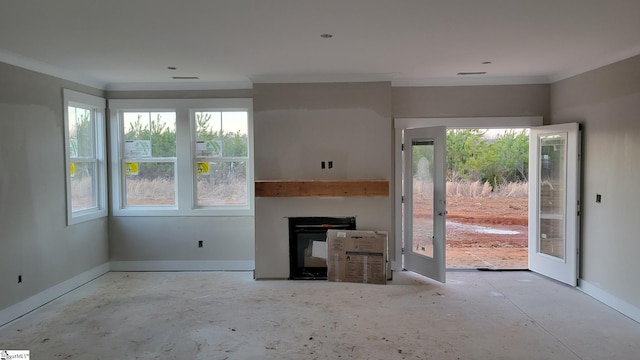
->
<box><xmin>289</xmin><ymin>216</ymin><xmax>356</xmax><ymax>280</ymax></box>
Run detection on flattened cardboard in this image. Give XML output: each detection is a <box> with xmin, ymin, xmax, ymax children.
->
<box><xmin>311</xmin><ymin>240</ymin><xmax>328</xmax><ymax>259</ymax></box>
<box><xmin>303</xmin><ymin>241</ymin><xmax>326</xmax><ymax>267</ymax></box>
<box><xmin>304</xmin><ymin>255</ymin><xmax>326</xmax><ymax>267</ymax></box>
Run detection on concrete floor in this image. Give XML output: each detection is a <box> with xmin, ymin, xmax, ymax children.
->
<box><xmin>1</xmin><ymin>271</ymin><xmax>639</xmax><ymax>360</ymax></box>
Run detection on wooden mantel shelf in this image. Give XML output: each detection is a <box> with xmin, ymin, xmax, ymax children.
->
<box><xmin>255</xmin><ymin>180</ymin><xmax>389</xmax><ymax>197</ymax></box>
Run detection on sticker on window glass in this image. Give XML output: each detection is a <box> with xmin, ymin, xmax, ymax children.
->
<box><xmin>195</xmin><ymin>140</ymin><xmax>222</xmax><ymax>157</ymax></box>
<box><xmin>125</xmin><ymin>162</ymin><xmax>139</xmax><ymax>176</ymax></box>
<box><xmin>70</xmin><ymin>162</ymin><xmax>76</xmax><ymax>177</ymax></box>
<box><xmin>124</xmin><ymin>140</ymin><xmax>152</xmax><ymax>157</ymax></box>
<box><xmin>196</xmin><ymin>162</ymin><xmax>210</xmax><ymax>175</ymax></box>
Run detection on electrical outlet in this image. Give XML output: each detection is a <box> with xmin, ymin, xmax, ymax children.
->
<box><xmin>18</xmin><ymin>275</ymin><xmax>22</xmax><ymax>283</ymax></box>
<box><xmin>328</xmin><ymin>161</ymin><xmax>333</xmax><ymax>169</ymax></box>
<box><xmin>321</xmin><ymin>161</ymin><xmax>326</xmax><ymax>169</ymax></box>
<box><xmin>596</xmin><ymin>194</ymin><xmax>602</xmax><ymax>203</ymax></box>
<box><xmin>198</xmin><ymin>240</ymin><xmax>203</xmax><ymax>248</ymax></box>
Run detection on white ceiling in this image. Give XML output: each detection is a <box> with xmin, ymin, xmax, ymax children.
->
<box><xmin>1</xmin><ymin>0</ymin><xmax>640</xmax><ymax>90</ymax></box>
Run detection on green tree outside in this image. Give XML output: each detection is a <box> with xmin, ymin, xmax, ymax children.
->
<box><xmin>409</xmin><ymin>129</ymin><xmax>530</xmax><ymax>189</ymax></box>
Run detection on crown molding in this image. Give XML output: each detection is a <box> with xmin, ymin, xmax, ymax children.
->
<box><xmin>392</xmin><ymin>75</ymin><xmax>550</xmax><ymax>87</ymax></box>
<box><xmin>104</xmin><ymin>80</ymin><xmax>253</xmax><ymax>91</ymax></box>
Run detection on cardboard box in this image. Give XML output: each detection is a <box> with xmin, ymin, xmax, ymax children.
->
<box><xmin>326</xmin><ymin>229</ymin><xmax>388</xmax><ymax>284</ymax></box>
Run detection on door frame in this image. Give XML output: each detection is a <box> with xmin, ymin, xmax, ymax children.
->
<box><xmin>393</xmin><ymin>116</ymin><xmax>543</xmax><ymax>275</ymax></box>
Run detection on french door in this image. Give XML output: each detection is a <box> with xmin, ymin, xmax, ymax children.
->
<box><xmin>400</xmin><ymin>121</ymin><xmax>580</xmax><ymax>286</ymax></box>
<box><xmin>402</xmin><ymin>127</ymin><xmax>447</xmax><ymax>282</ymax></box>
<box><xmin>528</xmin><ymin>123</ymin><xmax>581</xmax><ymax>286</ymax></box>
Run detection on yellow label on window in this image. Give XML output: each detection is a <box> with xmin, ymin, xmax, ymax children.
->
<box><xmin>70</xmin><ymin>162</ymin><xmax>75</xmax><ymax>176</ymax></box>
<box><xmin>196</xmin><ymin>162</ymin><xmax>209</xmax><ymax>175</ymax></box>
<box><xmin>125</xmin><ymin>162</ymin><xmax>139</xmax><ymax>176</ymax></box>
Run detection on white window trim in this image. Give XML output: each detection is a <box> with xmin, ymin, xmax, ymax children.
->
<box><xmin>109</xmin><ymin>98</ymin><xmax>254</xmax><ymax>217</ymax></box>
<box><xmin>63</xmin><ymin>89</ymin><xmax>108</xmax><ymax>225</ymax></box>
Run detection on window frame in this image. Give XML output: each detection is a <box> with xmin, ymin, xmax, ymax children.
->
<box><xmin>63</xmin><ymin>89</ymin><xmax>108</xmax><ymax>225</ymax></box>
<box><xmin>121</xmin><ymin>109</ymin><xmax>178</xmax><ymax>208</ymax></box>
<box><xmin>191</xmin><ymin>109</ymin><xmax>251</xmax><ymax>210</ymax></box>
<box><xmin>109</xmin><ymin>98</ymin><xmax>254</xmax><ymax>217</ymax></box>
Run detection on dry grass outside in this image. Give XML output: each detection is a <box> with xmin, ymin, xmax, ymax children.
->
<box><xmin>123</xmin><ymin>178</ymin><xmax>247</xmax><ymax>206</ymax></box>
<box><xmin>70</xmin><ymin>176</ymin><xmax>94</xmax><ymax>209</ymax></box>
<box><xmin>73</xmin><ymin>176</ymin><xmax>248</xmax><ymax>206</ymax></box>
<box><xmin>126</xmin><ymin>178</ymin><xmax>176</xmax><ymax>205</ymax></box>
<box><xmin>196</xmin><ymin>180</ymin><xmax>247</xmax><ymax>206</ymax></box>
<box><xmin>494</xmin><ymin>181</ymin><xmax>528</xmax><ymax>198</ymax></box>
<box><xmin>446</xmin><ymin>180</ymin><xmax>528</xmax><ymax>198</ymax></box>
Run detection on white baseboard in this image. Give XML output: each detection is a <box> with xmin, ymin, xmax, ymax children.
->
<box><xmin>0</xmin><ymin>262</ymin><xmax>110</xmax><ymax>327</ymax></box>
<box><xmin>579</xmin><ymin>280</ymin><xmax>640</xmax><ymax>324</ymax></box>
<box><xmin>109</xmin><ymin>260</ymin><xmax>255</xmax><ymax>272</ymax></box>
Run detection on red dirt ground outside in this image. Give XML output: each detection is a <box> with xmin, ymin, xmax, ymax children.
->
<box><xmin>445</xmin><ymin>196</ymin><xmax>528</xmax><ymax>269</ymax></box>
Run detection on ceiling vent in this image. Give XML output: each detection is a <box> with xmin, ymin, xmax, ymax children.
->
<box><xmin>457</xmin><ymin>72</ymin><xmax>487</xmax><ymax>76</ymax></box>
<box><xmin>172</xmin><ymin>76</ymin><xmax>200</xmax><ymax>80</ymax></box>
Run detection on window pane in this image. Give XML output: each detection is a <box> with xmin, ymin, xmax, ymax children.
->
<box><xmin>412</xmin><ymin>140</ymin><xmax>434</xmax><ymax>258</ymax></box>
<box><xmin>70</xmin><ymin>162</ymin><xmax>97</xmax><ymax>211</ymax></box>
<box><xmin>69</xmin><ymin>106</ymin><xmax>94</xmax><ymax>158</ymax></box>
<box><xmin>123</xmin><ymin>112</ymin><xmax>176</xmax><ymax>157</ymax></box>
<box><xmin>196</xmin><ymin>161</ymin><xmax>247</xmax><ymax>206</ymax></box>
<box><xmin>221</xmin><ymin>112</ymin><xmax>248</xmax><ymax>157</ymax></box>
<box><xmin>125</xmin><ymin>162</ymin><xmax>176</xmax><ymax>206</ymax></box>
<box><xmin>195</xmin><ymin>112</ymin><xmax>222</xmax><ymax>157</ymax></box>
<box><xmin>194</xmin><ymin>111</ymin><xmax>247</xmax><ymax>157</ymax></box>
<box><xmin>538</xmin><ymin>133</ymin><xmax>566</xmax><ymax>260</ymax></box>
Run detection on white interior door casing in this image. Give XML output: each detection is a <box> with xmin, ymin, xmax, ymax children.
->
<box><xmin>402</xmin><ymin>126</ymin><xmax>447</xmax><ymax>282</ymax></box>
<box><xmin>529</xmin><ymin>122</ymin><xmax>581</xmax><ymax>286</ymax></box>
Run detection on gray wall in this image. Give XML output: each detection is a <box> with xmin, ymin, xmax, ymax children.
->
<box><xmin>393</xmin><ymin>84</ymin><xmax>550</xmax><ymax>120</ymax></box>
<box><xmin>106</xmin><ymin>89</ymin><xmax>255</xmax><ymax>268</ymax></box>
<box><xmin>253</xmin><ymin>82</ymin><xmax>393</xmax><ymax>278</ymax></box>
<box><xmin>0</xmin><ymin>62</ymin><xmax>108</xmax><ymax>311</ymax></box>
<box><xmin>551</xmin><ymin>55</ymin><xmax>640</xmax><ymax>309</ymax></box>
<box><xmin>109</xmin><ymin>217</ymin><xmax>254</xmax><ymax>265</ymax></box>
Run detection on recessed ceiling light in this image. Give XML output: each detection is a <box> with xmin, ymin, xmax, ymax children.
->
<box><xmin>320</xmin><ymin>33</ymin><xmax>333</xmax><ymax>39</ymax></box>
<box><xmin>167</xmin><ymin>66</ymin><xmax>177</xmax><ymax>70</ymax></box>
<box><xmin>457</xmin><ymin>72</ymin><xmax>487</xmax><ymax>76</ymax></box>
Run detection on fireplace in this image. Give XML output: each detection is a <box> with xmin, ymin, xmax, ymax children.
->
<box><xmin>289</xmin><ymin>216</ymin><xmax>356</xmax><ymax>280</ymax></box>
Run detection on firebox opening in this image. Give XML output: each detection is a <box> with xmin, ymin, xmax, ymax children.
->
<box><xmin>288</xmin><ymin>216</ymin><xmax>356</xmax><ymax>280</ymax></box>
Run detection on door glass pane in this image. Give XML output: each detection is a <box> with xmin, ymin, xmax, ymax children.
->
<box><xmin>412</xmin><ymin>140</ymin><xmax>434</xmax><ymax>258</ymax></box>
<box><xmin>538</xmin><ymin>133</ymin><xmax>566</xmax><ymax>260</ymax></box>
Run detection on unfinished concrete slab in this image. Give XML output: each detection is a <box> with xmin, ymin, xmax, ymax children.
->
<box><xmin>1</xmin><ymin>271</ymin><xmax>638</xmax><ymax>359</ymax></box>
